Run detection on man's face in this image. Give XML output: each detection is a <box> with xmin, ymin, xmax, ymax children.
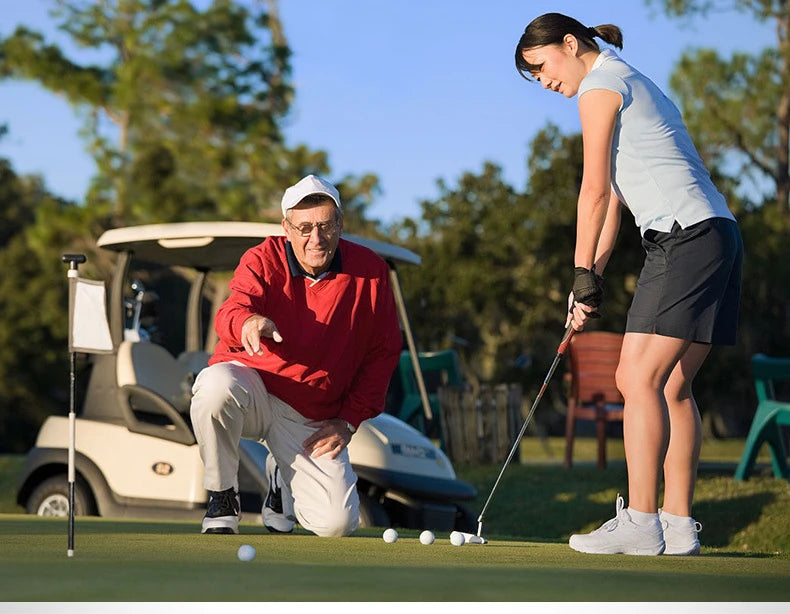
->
<box><xmin>282</xmin><ymin>198</ymin><xmax>342</xmax><ymax>276</ymax></box>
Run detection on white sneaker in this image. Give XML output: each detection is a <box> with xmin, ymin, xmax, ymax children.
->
<box><xmin>569</xmin><ymin>495</ymin><xmax>665</xmax><ymax>555</ymax></box>
<box><xmin>263</xmin><ymin>454</ymin><xmax>296</xmax><ymax>533</ymax></box>
<box><xmin>660</xmin><ymin>509</ymin><xmax>702</xmax><ymax>555</ymax></box>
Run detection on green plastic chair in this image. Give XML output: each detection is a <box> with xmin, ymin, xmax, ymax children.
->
<box><xmin>395</xmin><ymin>349</ymin><xmax>464</xmax><ymax>442</ymax></box>
<box><xmin>734</xmin><ymin>354</ymin><xmax>790</xmax><ymax>481</ymax></box>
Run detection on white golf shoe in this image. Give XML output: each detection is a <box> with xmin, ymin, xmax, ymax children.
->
<box><xmin>263</xmin><ymin>453</ymin><xmax>296</xmax><ymax>533</ymax></box>
<box><xmin>660</xmin><ymin>509</ymin><xmax>702</xmax><ymax>555</ymax></box>
<box><xmin>569</xmin><ymin>495</ymin><xmax>665</xmax><ymax>555</ymax></box>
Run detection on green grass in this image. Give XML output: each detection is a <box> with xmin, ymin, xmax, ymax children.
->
<box><xmin>455</xmin><ymin>436</ymin><xmax>790</xmax><ymax>554</ymax></box>
<box><xmin>0</xmin><ymin>454</ymin><xmax>24</xmax><ymax>514</ymax></box>
<box><xmin>2</xmin><ymin>436</ymin><xmax>788</xmax><ymax>552</ymax></box>
<box><xmin>2</xmin><ymin>437</ymin><xmax>789</xmax><ymax>601</ymax></box>
<box><xmin>0</xmin><ymin>516</ymin><xmax>788</xmax><ymax>601</ymax></box>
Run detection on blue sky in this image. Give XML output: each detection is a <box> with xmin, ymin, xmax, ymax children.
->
<box><xmin>0</xmin><ymin>0</ymin><xmax>777</xmax><ymax>224</ymax></box>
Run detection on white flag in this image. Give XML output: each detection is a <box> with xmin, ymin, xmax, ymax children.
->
<box><xmin>69</xmin><ymin>277</ymin><xmax>113</xmax><ymax>354</ymax></box>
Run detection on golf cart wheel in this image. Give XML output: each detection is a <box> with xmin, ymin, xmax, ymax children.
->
<box><xmin>358</xmin><ymin>492</ymin><xmax>390</xmax><ymax>528</ymax></box>
<box><xmin>26</xmin><ymin>475</ymin><xmax>94</xmax><ymax>517</ymax></box>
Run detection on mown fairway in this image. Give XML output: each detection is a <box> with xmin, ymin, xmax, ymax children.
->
<box><xmin>1</xmin><ymin>515</ymin><xmax>788</xmax><ymax>602</ymax></box>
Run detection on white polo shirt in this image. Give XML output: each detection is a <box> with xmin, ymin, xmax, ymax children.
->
<box><xmin>578</xmin><ymin>50</ymin><xmax>735</xmax><ymax>236</ymax></box>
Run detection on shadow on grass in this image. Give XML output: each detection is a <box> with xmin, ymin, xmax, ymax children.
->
<box><xmin>459</xmin><ymin>463</ymin><xmax>631</xmax><ymax>539</ymax></box>
<box><xmin>0</xmin><ymin>515</ymin><xmax>206</xmax><ymax>536</ymax></box>
<box><xmin>699</xmin><ymin>551</ymin><xmax>774</xmax><ymax>558</ymax></box>
<box><xmin>694</xmin><ymin>490</ymin><xmax>778</xmax><ymax>548</ymax></box>
<box><xmin>457</xmin><ymin>462</ymin><xmax>785</xmax><ymax>553</ymax></box>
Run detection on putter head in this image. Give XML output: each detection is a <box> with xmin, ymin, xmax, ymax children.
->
<box><xmin>460</xmin><ymin>531</ymin><xmax>488</xmax><ymax>545</ymax></box>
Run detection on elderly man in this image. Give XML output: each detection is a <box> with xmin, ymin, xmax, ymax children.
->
<box><xmin>190</xmin><ymin>175</ymin><xmax>402</xmax><ymax>536</ymax></box>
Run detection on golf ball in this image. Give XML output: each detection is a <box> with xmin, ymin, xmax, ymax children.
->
<box><xmin>449</xmin><ymin>531</ymin><xmax>466</xmax><ymax>546</ymax></box>
<box><xmin>382</xmin><ymin>528</ymin><xmax>398</xmax><ymax>543</ymax></box>
<box><xmin>237</xmin><ymin>544</ymin><xmax>256</xmax><ymax>562</ymax></box>
<box><xmin>419</xmin><ymin>530</ymin><xmax>435</xmax><ymax>545</ymax></box>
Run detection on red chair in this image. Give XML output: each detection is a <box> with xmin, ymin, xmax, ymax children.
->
<box><xmin>564</xmin><ymin>331</ymin><xmax>625</xmax><ymax>469</ymax></box>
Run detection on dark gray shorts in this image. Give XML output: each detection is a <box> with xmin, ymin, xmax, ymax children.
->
<box><xmin>626</xmin><ymin>217</ymin><xmax>743</xmax><ymax>345</ymax></box>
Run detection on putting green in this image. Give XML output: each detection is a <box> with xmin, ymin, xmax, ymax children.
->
<box><xmin>1</xmin><ymin>515</ymin><xmax>788</xmax><ymax>601</ymax></box>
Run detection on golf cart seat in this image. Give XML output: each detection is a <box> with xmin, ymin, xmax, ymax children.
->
<box><xmin>115</xmin><ymin>340</ymin><xmax>196</xmax><ymax>445</ymax></box>
<box><xmin>176</xmin><ymin>351</ymin><xmax>211</xmax><ymax>378</ymax></box>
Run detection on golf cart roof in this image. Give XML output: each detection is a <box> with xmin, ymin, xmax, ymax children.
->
<box><xmin>97</xmin><ymin>221</ymin><xmax>421</xmax><ymax>270</ymax></box>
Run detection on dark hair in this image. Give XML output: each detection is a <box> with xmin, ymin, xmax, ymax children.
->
<box><xmin>515</xmin><ymin>13</ymin><xmax>623</xmax><ymax>81</ymax></box>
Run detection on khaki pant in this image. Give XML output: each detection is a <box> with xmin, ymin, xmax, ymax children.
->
<box><xmin>190</xmin><ymin>361</ymin><xmax>359</xmax><ymax>537</ymax></box>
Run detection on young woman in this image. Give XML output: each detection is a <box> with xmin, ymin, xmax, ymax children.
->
<box><xmin>515</xmin><ymin>13</ymin><xmax>743</xmax><ymax>555</ymax></box>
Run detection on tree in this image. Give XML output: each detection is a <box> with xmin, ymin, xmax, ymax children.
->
<box><xmin>0</xmin><ymin>158</ymin><xmax>35</xmax><ymax>247</ymax></box>
<box><xmin>392</xmin><ymin>117</ymin><xmax>778</xmax><ymax>437</ymax></box>
<box><xmin>394</xmin><ymin>162</ymin><xmax>531</xmax><ymax>384</ymax></box>
<box><xmin>646</xmin><ymin>0</ymin><xmax>790</xmax><ymax>433</ymax></box>
<box><xmin>523</xmin><ymin>125</ymin><xmax>644</xmax><ymax>334</ymax></box>
<box><xmin>0</xmin><ymin>158</ymin><xmax>88</xmax><ymax>452</ymax></box>
<box><xmin>0</xmin><ymin>0</ymin><xmax>377</xmax><ymax>228</ymax></box>
<box><xmin>646</xmin><ymin>0</ymin><xmax>790</xmax><ymax>213</ymax></box>
<box><xmin>0</xmin><ymin>1</ymin><xmax>384</xmax><ymax>451</ymax></box>
<box><xmin>392</xmin><ymin>128</ymin><xmax>644</xmax><ymax>431</ymax></box>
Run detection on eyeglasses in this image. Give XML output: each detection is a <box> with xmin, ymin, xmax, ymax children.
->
<box><xmin>285</xmin><ymin>219</ymin><xmax>340</xmax><ymax>237</ymax></box>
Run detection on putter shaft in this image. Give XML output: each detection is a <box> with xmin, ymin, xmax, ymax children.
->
<box><xmin>476</xmin><ymin>325</ymin><xmax>575</xmax><ymax>537</ymax></box>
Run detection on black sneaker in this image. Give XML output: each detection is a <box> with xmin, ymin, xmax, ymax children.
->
<box><xmin>201</xmin><ymin>487</ymin><xmax>240</xmax><ymax>534</ymax></box>
<box><xmin>263</xmin><ymin>454</ymin><xmax>295</xmax><ymax>533</ymax></box>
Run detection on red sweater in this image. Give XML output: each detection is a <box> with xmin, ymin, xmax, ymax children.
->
<box><xmin>210</xmin><ymin>236</ymin><xmax>402</xmax><ymax>429</ymax></box>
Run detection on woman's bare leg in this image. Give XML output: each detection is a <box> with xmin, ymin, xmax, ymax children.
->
<box><xmin>616</xmin><ymin>332</ymin><xmax>691</xmax><ymax>513</ymax></box>
<box><xmin>661</xmin><ymin>342</ymin><xmax>711</xmax><ymax>516</ymax></box>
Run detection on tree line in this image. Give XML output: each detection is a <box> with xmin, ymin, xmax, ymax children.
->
<box><xmin>0</xmin><ymin>0</ymin><xmax>788</xmax><ymax>452</ymax></box>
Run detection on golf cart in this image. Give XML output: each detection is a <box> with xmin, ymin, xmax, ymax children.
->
<box><xmin>16</xmin><ymin>222</ymin><xmax>477</xmax><ymax>532</ymax></box>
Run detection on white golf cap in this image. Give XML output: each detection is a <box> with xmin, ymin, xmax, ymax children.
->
<box><xmin>281</xmin><ymin>174</ymin><xmax>342</xmax><ymax>217</ymax></box>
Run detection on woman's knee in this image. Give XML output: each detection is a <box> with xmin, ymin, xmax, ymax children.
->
<box><xmin>664</xmin><ymin>344</ymin><xmax>710</xmax><ymax>404</ymax></box>
<box><xmin>615</xmin><ymin>361</ymin><xmax>652</xmax><ymax>398</ymax></box>
<box><xmin>616</xmin><ymin>350</ymin><xmax>681</xmax><ymax>399</ymax></box>
<box><xmin>614</xmin><ymin>361</ymin><xmax>630</xmax><ymax>397</ymax></box>
<box><xmin>663</xmin><ymin>377</ymin><xmax>694</xmax><ymax>406</ymax></box>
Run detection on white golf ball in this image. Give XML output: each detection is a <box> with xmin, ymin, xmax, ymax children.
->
<box><xmin>419</xmin><ymin>530</ymin><xmax>435</xmax><ymax>545</ymax></box>
<box><xmin>382</xmin><ymin>528</ymin><xmax>398</xmax><ymax>543</ymax></box>
<box><xmin>449</xmin><ymin>531</ymin><xmax>466</xmax><ymax>546</ymax></box>
<box><xmin>237</xmin><ymin>544</ymin><xmax>256</xmax><ymax>562</ymax></box>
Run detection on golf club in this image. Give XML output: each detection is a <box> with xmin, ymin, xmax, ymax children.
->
<box><xmin>457</xmin><ymin>531</ymin><xmax>488</xmax><ymax>544</ymax></box>
<box><xmin>474</xmin><ymin>323</ymin><xmax>576</xmax><ymax>542</ymax></box>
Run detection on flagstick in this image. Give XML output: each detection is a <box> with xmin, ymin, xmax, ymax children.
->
<box><xmin>62</xmin><ymin>254</ymin><xmax>86</xmax><ymax>558</ymax></box>
<box><xmin>67</xmin><ymin>349</ymin><xmax>76</xmax><ymax>557</ymax></box>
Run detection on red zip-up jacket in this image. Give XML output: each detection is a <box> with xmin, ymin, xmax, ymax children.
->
<box><xmin>209</xmin><ymin>236</ymin><xmax>402</xmax><ymax>429</ymax></box>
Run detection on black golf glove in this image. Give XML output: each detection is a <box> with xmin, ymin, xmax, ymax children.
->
<box><xmin>571</xmin><ymin>266</ymin><xmax>604</xmax><ymax>316</ymax></box>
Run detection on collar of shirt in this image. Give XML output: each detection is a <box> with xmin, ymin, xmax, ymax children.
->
<box><xmin>285</xmin><ymin>241</ymin><xmax>343</xmax><ymax>281</ymax></box>
<box><xmin>593</xmin><ymin>48</ymin><xmax>618</xmax><ymax>70</ymax></box>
